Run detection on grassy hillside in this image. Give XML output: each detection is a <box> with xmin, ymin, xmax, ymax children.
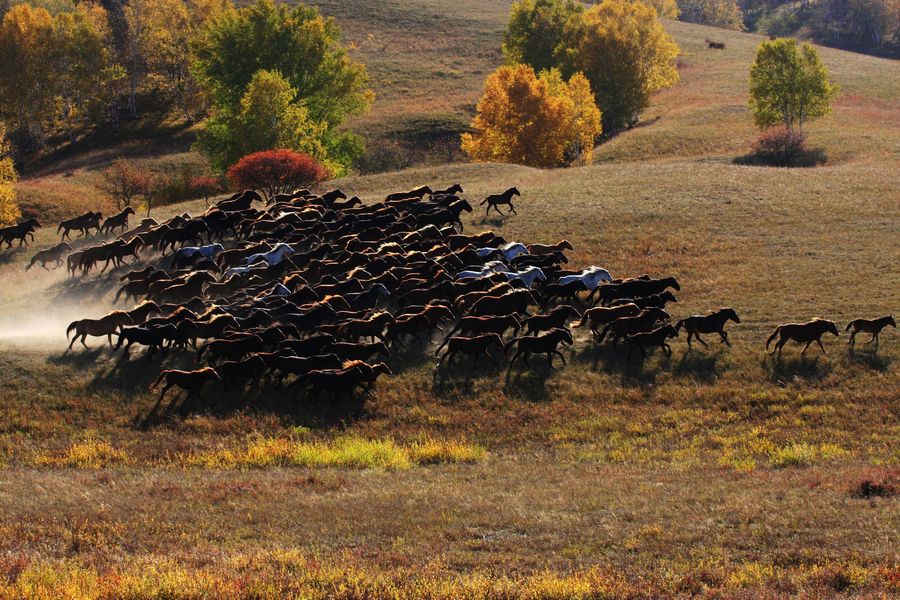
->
<box><xmin>0</xmin><ymin>4</ymin><xmax>898</xmax><ymax>598</ymax></box>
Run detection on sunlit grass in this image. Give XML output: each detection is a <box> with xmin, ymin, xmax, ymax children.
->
<box><xmin>34</xmin><ymin>437</ymin><xmax>129</xmax><ymax>469</ymax></box>
<box><xmin>182</xmin><ymin>435</ymin><xmax>485</xmax><ymax>470</ymax></box>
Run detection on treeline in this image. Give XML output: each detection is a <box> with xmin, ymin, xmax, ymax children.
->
<box><xmin>0</xmin><ymin>0</ymin><xmax>372</xmax><ymax>175</ymax></box>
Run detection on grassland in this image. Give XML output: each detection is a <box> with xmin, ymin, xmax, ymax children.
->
<box><xmin>0</xmin><ymin>5</ymin><xmax>898</xmax><ymax>599</ymax></box>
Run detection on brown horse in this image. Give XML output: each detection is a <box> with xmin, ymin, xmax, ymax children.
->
<box><xmin>625</xmin><ymin>325</ymin><xmax>679</xmax><ymax>360</ymax></box>
<box><xmin>479</xmin><ymin>187</ymin><xmax>520</xmax><ymax>216</ymax></box>
<box><xmin>26</xmin><ymin>242</ymin><xmax>71</xmax><ymax>270</ymax></box>
<box><xmin>1</xmin><ymin>218</ymin><xmax>41</xmax><ymax>247</ymax></box>
<box><xmin>100</xmin><ymin>207</ymin><xmax>135</xmax><ymax>235</ymax></box>
<box><xmin>598</xmin><ymin>307</ymin><xmax>671</xmax><ymax>344</ymax></box>
<box><xmin>436</xmin><ymin>333</ymin><xmax>504</xmax><ymax>370</ymax></box>
<box><xmin>674</xmin><ymin>307</ymin><xmax>741</xmax><ymax>349</ymax></box>
<box><xmin>505</xmin><ymin>328</ymin><xmax>573</xmax><ymax>371</ymax></box>
<box><xmin>338</xmin><ymin>311</ymin><xmax>395</xmax><ymax>342</ymax></box>
<box><xmin>527</xmin><ymin>240</ymin><xmax>573</xmax><ymax>255</ymax></box>
<box><xmin>523</xmin><ymin>305</ymin><xmax>581</xmax><ymax>335</ymax></box>
<box><xmin>434</xmin><ymin>314</ymin><xmax>522</xmax><ymax>355</ymax></box>
<box><xmin>150</xmin><ymin>368</ymin><xmax>221</xmax><ymax>406</ymax></box>
<box><xmin>67</xmin><ymin>311</ymin><xmax>134</xmax><ymax>349</ymax></box>
<box><xmin>468</xmin><ymin>289</ymin><xmax>537</xmax><ymax>317</ymax></box>
<box><xmin>573</xmin><ymin>303</ymin><xmax>641</xmax><ymax>336</ymax></box>
<box><xmin>766</xmin><ymin>318</ymin><xmax>839</xmax><ymax>355</ymax></box>
<box><xmin>845</xmin><ymin>316</ymin><xmax>895</xmax><ymax>349</ymax></box>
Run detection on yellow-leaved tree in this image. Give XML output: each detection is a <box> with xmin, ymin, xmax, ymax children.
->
<box><xmin>461</xmin><ymin>64</ymin><xmax>601</xmax><ymax>168</ymax></box>
<box><xmin>0</xmin><ymin>122</ymin><xmax>20</xmax><ymax>226</ymax></box>
<box><xmin>565</xmin><ymin>0</ymin><xmax>679</xmax><ymax>133</ymax></box>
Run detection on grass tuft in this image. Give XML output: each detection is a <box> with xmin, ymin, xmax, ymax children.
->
<box><xmin>182</xmin><ymin>435</ymin><xmax>485</xmax><ymax>470</ymax></box>
<box><xmin>35</xmin><ymin>438</ymin><xmax>129</xmax><ymax>469</ymax></box>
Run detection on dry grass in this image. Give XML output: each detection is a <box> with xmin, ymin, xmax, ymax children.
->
<box><xmin>0</xmin><ymin>8</ymin><xmax>898</xmax><ymax>598</ymax></box>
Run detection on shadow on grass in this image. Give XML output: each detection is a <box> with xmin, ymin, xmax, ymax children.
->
<box><xmin>0</xmin><ymin>247</ymin><xmax>26</xmax><ymax>265</ymax></box>
<box><xmin>430</xmin><ymin>348</ymin><xmax>509</xmax><ymax>397</ymax></box>
<box><xmin>847</xmin><ymin>347</ymin><xmax>892</xmax><ymax>372</ymax></box>
<box><xmin>763</xmin><ymin>353</ymin><xmax>833</xmax><ymax>384</ymax></box>
<box><xmin>672</xmin><ymin>348</ymin><xmax>725</xmax><ymax>382</ymax></box>
<box><xmin>571</xmin><ymin>341</ymin><xmax>665</xmax><ymax>386</ymax></box>
<box><xmin>733</xmin><ymin>148</ymin><xmax>827</xmax><ymax>168</ymax></box>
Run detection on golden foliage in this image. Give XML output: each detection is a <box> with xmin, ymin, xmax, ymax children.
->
<box><xmin>567</xmin><ymin>0</ymin><xmax>679</xmax><ymax>132</ymax></box>
<box><xmin>461</xmin><ymin>64</ymin><xmax>601</xmax><ymax>168</ymax></box>
<box><xmin>0</xmin><ymin>123</ymin><xmax>18</xmax><ymax>226</ymax></box>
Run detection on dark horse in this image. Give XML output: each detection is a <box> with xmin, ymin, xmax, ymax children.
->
<box><xmin>675</xmin><ymin>307</ymin><xmax>741</xmax><ymax>349</ymax></box>
<box><xmin>480</xmin><ymin>187</ymin><xmax>520</xmax><ymax>216</ymax></box>
<box><xmin>766</xmin><ymin>318</ymin><xmax>839</xmax><ymax>355</ymax></box>
<box><xmin>845</xmin><ymin>315</ymin><xmax>895</xmax><ymax>349</ymax></box>
<box><xmin>0</xmin><ymin>218</ymin><xmax>42</xmax><ymax>247</ymax></box>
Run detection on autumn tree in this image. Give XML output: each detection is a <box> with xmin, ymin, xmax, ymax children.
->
<box><xmin>96</xmin><ymin>158</ymin><xmax>152</xmax><ymax>210</ymax></box>
<box><xmin>461</xmin><ymin>64</ymin><xmax>602</xmax><ymax>168</ymax></box>
<box><xmin>643</xmin><ymin>0</ymin><xmax>680</xmax><ymax>18</ymax></box>
<box><xmin>226</xmin><ymin>149</ymin><xmax>329</xmax><ymax>199</ymax></box>
<box><xmin>195</xmin><ymin>69</ymin><xmax>328</xmax><ymax>173</ymax></box>
<box><xmin>0</xmin><ymin>4</ymin><xmax>56</xmax><ymax>146</ymax></box>
<box><xmin>677</xmin><ymin>0</ymin><xmax>744</xmax><ymax>30</ymax></box>
<box><xmin>565</xmin><ymin>0</ymin><xmax>680</xmax><ymax>133</ymax></box>
<box><xmin>191</xmin><ymin>0</ymin><xmax>372</xmax><ymax>172</ymax></box>
<box><xmin>749</xmin><ymin>38</ymin><xmax>836</xmax><ymax>131</ymax></box>
<box><xmin>0</xmin><ymin>122</ymin><xmax>19</xmax><ymax>225</ymax></box>
<box><xmin>503</xmin><ymin>0</ymin><xmax>584</xmax><ymax>72</ymax></box>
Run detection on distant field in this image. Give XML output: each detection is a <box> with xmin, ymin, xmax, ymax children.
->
<box><xmin>1</xmin><ymin>5</ymin><xmax>899</xmax><ymax>599</ymax></box>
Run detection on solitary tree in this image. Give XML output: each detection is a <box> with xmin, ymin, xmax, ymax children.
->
<box><xmin>749</xmin><ymin>38</ymin><xmax>836</xmax><ymax>131</ymax></box>
<box><xmin>96</xmin><ymin>158</ymin><xmax>151</xmax><ymax>209</ymax></box>
<box><xmin>227</xmin><ymin>149</ymin><xmax>329</xmax><ymax>200</ymax></box>
<box><xmin>462</xmin><ymin>64</ymin><xmax>602</xmax><ymax>168</ymax></box>
<box><xmin>0</xmin><ymin>122</ymin><xmax>19</xmax><ymax>225</ymax></box>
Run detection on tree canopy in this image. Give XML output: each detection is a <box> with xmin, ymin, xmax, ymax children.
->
<box><xmin>565</xmin><ymin>0</ymin><xmax>680</xmax><ymax>133</ymax></box>
<box><xmin>461</xmin><ymin>64</ymin><xmax>602</xmax><ymax>168</ymax></box>
<box><xmin>0</xmin><ymin>122</ymin><xmax>19</xmax><ymax>225</ymax></box>
<box><xmin>749</xmin><ymin>38</ymin><xmax>836</xmax><ymax>130</ymax></box>
<box><xmin>503</xmin><ymin>0</ymin><xmax>584</xmax><ymax>73</ymax></box>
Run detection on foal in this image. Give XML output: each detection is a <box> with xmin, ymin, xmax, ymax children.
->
<box><xmin>436</xmin><ymin>334</ymin><xmax>505</xmax><ymax>370</ymax></box>
<box><xmin>674</xmin><ymin>307</ymin><xmax>740</xmax><ymax>349</ymax></box>
<box><xmin>625</xmin><ymin>324</ymin><xmax>679</xmax><ymax>360</ymax></box>
<box><xmin>150</xmin><ymin>368</ymin><xmax>221</xmax><ymax>406</ymax></box>
<box><xmin>845</xmin><ymin>315</ymin><xmax>895</xmax><ymax>348</ymax></box>
<box><xmin>766</xmin><ymin>318</ymin><xmax>839</xmax><ymax>355</ymax></box>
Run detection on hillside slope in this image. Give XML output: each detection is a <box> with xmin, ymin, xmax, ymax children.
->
<box><xmin>16</xmin><ymin>7</ymin><xmax>900</xmax><ymax>221</ymax></box>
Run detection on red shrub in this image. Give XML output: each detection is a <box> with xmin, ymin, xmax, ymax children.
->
<box><xmin>751</xmin><ymin>126</ymin><xmax>807</xmax><ymax>166</ymax></box>
<box><xmin>227</xmin><ymin>150</ymin><xmax>329</xmax><ymax>199</ymax></box>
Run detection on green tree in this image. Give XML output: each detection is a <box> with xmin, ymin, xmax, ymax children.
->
<box><xmin>196</xmin><ymin>69</ymin><xmax>328</xmax><ymax>173</ymax></box>
<box><xmin>191</xmin><ymin>0</ymin><xmax>371</xmax><ymax>169</ymax></box>
<box><xmin>0</xmin><ymin>122</ymin><xmax>19</xmax><ymax>225</ymax></box>
<box><xmin>565</xmin><ymin>0</ymin><xmax>680</xmax><ymax>133</ymax></box>
<box><xmin>749</xmin><ymin>38</ymin><xmax>836</xmax><ymax>130</ymax></box>
<box><xmin>503</xmin><ymin>0</ymin><xmax>584</xmax><ymax>73</ymax></box>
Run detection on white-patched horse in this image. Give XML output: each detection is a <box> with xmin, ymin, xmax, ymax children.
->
<box><xmin>244</xmin><ymin>242</ymin><xmax>295</xmax><ymax>267</ymax></box>
<box><xmin>476</xmin><ymin>242</ymin><xmax>529</xmax><ymax>262</ymax></box>
<box><xmin>174</xmin><ymin>243</ymin><xmax>224</xmax><ymax>261</ymax></box>
<box><xmin>504</xmin><ymin>266</ymin><xmax>546</xmax><ymax>288</ymax></box>
<box><xmin>224</xmin><ymin>263</ymin><xmax>269</xmax><ymax>278</ymax></box>
<box><xmin>457</xmin><ymin>260</ymin><xmax>511</xmax><ymax>279</ymax></box>
<box><xmin>559</xmin><ymin>266</ymin><xmax>613</xmax><ymax>291</ymax></box>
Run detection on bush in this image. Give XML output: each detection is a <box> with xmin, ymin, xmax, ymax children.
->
<box><xmin>227</xmin><ymin>149</ymin><xmax>329</xmax><ymax>199</ymax></box>
<box><xmin>189</xmin><ymin>176</ymin><xmax>226</xmax><ymax>205</ymax></box>
<box><xmin>751</xmin><ymin>126</ymin><xmax>807</xmax><ymax>166</ymax></box>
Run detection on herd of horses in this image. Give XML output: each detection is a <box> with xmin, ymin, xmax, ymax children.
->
<box><xmin>1</xmin><ymin>183</ymin><xmax>895</xmax><ymax>406</ymax></box>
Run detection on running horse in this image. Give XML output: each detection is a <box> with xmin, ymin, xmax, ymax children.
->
<box><xmin>766</xmin><ymin>318</ymin><xmax>839</xmax><ymax>355</ymax></box>
<box><xmin>480</xmin><ymin>187</ymin><xmax>520</xmax><ymax>216</ymax></box>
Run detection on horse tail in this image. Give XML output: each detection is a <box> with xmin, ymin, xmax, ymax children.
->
<box><xmin>149</xmin><ymin>370</ymin><xmax>168</xmax><ymax>391</ymax></box>
<box><xmin>844</xmin><ymin>320</ymin><xmax>857</xmax><ymax>332</ymax></box>
<box><xmin>674</xmin><ymin>319</ymin><xmax>685</xmax><ymax>333</ymax></box>
<box><xmin>765</xmin><ymin>326</ymin><xmax>782</xmax><ymax>350</ymax></box>
<box><xmin>503</xmin><ymin>337</ymin><xmax>520</xmax><ymax>355</ymax></box>
<box><xmin>479</xmin><ymin>198</ymin><xmax>488</xmax><ymax>205</ymax></box>
<box><xmin>25</xmin><ymin>256</ymin><xmax>36</xmax><ymax>271</ymax></box>
<box><xmin>572</xmin><ymin>311</ymin><xmax>588</xmax><ymax>328</ymax></box>
<box><xmin>65</xmin><ymin>321</ymin><xmax>79</xmax><ymax>340</ymax></box>
<box><xmin>57</xmin><ymin>223</ymin><xmax>64</xmax><ymax>234</ymax></box>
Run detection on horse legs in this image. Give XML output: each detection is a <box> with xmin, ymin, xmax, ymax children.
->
<box><xmin>720</xmin><ymin>331</ymin><xmax>731</xmax><ymax>347</ymax></box>
<box><xmin>80</xmin><ymin>333</ymin><xmax>89</xmax><ymax>349</ymax></box>
<box><xmin>554</xmin><ymin>349</ymin><xmax>566</xmax><ymax>365</ymax></box>
<box><xmin>596</xmin><ymin>324</ymin><xmax>611</xmax><ymax>342</ymax></box>
<box><xmin>663</xmin><ymin>343</ymin><xmax>672</xmax><ymax>358</ymax></box>
<box><xmin>695</xmin><ymin>333</ymin><xmax>708</xmax><ymax>347</ymax></box>
<box><xmin>68</xmin><ymin>334</ymin><xmax>79</xmax><ymax>351</ymax></box>
<box><xmin>546</xmin><ymin>352</ymin><xmax>554</xmax><ymax>368</ymax></box>
<box><xmin>508</xmin><ymin>203</ymin><xmax>517</xmax><ymax>215</ymax></box>
<box><xmin>157</xmin><ymin>383</ymin><xmax>173</xmax><ymax>405</ymax></box>
<box><xmin>685</xmin><ymin>332</ymin><xmax>693</xmax><ymax>349</ymax></box>
<box><xmin>801</xmin><ymin>340</ymin><xmax>813</xmax><ymax>354</ymax></box>
<box><xmin>484</xmin><ymin>205</ymin><xmax>491</xmax><ymax>217</ymax></box>
<box><xmin>492</xmin><ymin>204</ymin><xmax>504</xmax><ymax>216</ymax></box>
<box><xmin>816</xmin><ymin>339</ymin><xmax>827</xmax><ymax>354</ymax></box>
<box><xmin>847</xmin><ymin>330</ymin><xmax>857</xmax><ymax>345</ymax></box>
